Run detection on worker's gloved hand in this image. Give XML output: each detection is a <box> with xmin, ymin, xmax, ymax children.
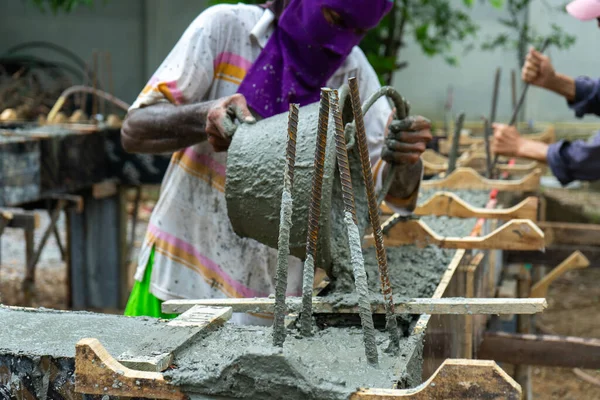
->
<box><xmin>492</xmin><ymin>123</ymin><xmax>522</xmax><ymax>157</ymax></box>
<box><xmin>382</xmin><ymin>115</ymin><xmax>432</xmax><ymax>164</ymax></box>
<box><xmin>522</xmin><ymin>47</ymin><xmax>556</xmax><ymax>89</ymax></box>
<box><xmin>206</xmin><ymin>94</ymin><xmax>256</xmax><ymax>152</ymax></box>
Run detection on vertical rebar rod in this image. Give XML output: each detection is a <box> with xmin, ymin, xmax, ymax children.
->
<box><xmin>447</xmin><ymin>112</ymin><xmax>466</xmax><ymax>174</ymax></box>
<box><xmin>105</xmin><ymin>51</ymin><xmax>115</xmax><ymax>115</ymax></box>
<box><xmin>348</xmin><ymin>77</ymin><xmax>400</xmax><ymax>353</ymax></box>
<box><xmin>92</xmin><ymin>51</ymin><xmax>98</xmax><ymax>121</ymax></box>
<box><xmin>331</xmin><ymin>89</ymin><xmax>379</xmax><ymax>366</ymax></box>
<box><xmin>300</xmin><ymin>89</ymin><xmax>330</xmax><ymax>336</ymax></box>
<box><xmin>511</xmin><ymin>69</ymin><xmax>518</xmax><ymax>111</ymax></box>
<box><xmin>482</xmin><ymin>117</ymin><xmax>493</xmax><ymax>178</ymax></box>
<box><xmin>273</xmin><ymin>104</ymin><xmax>299</xmax><ymax>347</ymax></box>
<box><xmin>493</xmin><ymin>38</ymin><xmax>550</xmax><ymax>175</ymax></box>
<box><xmin>490</xmin><ymin>68</ymin><xmax>501</xmax><ymax>127</ymax></box>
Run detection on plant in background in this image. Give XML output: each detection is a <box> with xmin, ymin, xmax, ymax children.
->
<box><xmin>481</xmin><ymin>0</ymin><xmax>576</xmax><ymax>69</ymax></box>
<box><xmin>209</xmin><ymin>0</ymin><xmax>505</xmax><ymax>84</ymax></box>
<box><xmin>26</xmin><ymin>0</ymin><xmax>98</xmax><ymax>13</ymax></box>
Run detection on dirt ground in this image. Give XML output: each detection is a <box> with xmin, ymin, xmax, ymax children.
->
<box><xmin>1</xmin><ymin>201</ymin><xmax>600</xmax><ymax>399</ymax></box>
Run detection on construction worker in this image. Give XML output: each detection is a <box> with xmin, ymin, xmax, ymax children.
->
<box><xmin>493</xmin><ymin>0</ymin><xmax>600</xmax><ymax>186</ymax></box>
<box><xmin>121</xmin><ymin>0</ymin><xmax>432</xmax><ymax>323</ymax></box>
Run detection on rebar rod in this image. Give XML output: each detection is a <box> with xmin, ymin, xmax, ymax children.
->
<box><xmin>300</xmin><ymin>89</ymin><xmax>330</xmax><ymax>336</ymax></box>
<box><xmin>348</xmin><ymin>77</ymin><xmax>400</xmax><ymax>353</ymax></box>
<box><xmin>331</xmin><ymin>89</ymin><xmax>379</xmax><ymax>366</ymax></box>
<box><xmin>273</xmin><ymin>104</ymin><xmax>299</xmax><ymax>347</ymax></box>
<box><xmin>447</xmin><ymin>112</ymin><xmax>466</xmax><ymax>174</ymax></box>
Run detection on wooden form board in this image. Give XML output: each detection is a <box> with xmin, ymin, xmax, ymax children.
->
<box><xmin>367</xmin><ymin>218</ymin><xmax>544</xmax><ymax>250</ymax></box>
<box><xmin>381</xmin><ymin>193</ymin><xmax>538</xmax><ymax>221</ymax></box>
<box><xmin>351</xmin><ymin>359</ymin><xmax>521</xmax><ymax>399</ymax></box>
<box><xmin>538</xmin><ymin>221</ymin><xmax>600</xmax><ymax>247</ymax></box>
<box><xmin>75</xmin><ymin>339</ymin><xmax>522</xmax><ymax>400</ymax></box>
<box><xmin>529</xmin><ymin>251</ymin><xmax>589</xmax><ymax>298</ymax></box>
<box><xmin>162</xmin><ymin>297</ymin><xmax>546</xmax><ymax>316</ymax></box>
<box><xmin>422</xmin><ymin>150</ymin><xmax>540</xmax><ymax>176</ymax></box>
<box><xmin>75</xmin><ymin>338</ymin><xmax>186</xmax><ymax>400</ymax></box>
<box><xmin>478</xmin><ymin>331</ymin><xmax>600</xmax><ymax>369</ymax></box>
<box><xmin>117</xmin><ymin>305</ymin><xmax>232</xmax><ymax>372</ymax></box>
<box><xmin>421</xmin><ymin>167</ymin><xmax>541</xmax><ymax>191</ymax></box>
<box><xmin>437</xmin><ymin>125</ymin><xmax>555</xmax><ymax>155</ymax></box>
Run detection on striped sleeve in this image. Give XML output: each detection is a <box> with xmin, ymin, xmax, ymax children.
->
<box><xmin>129</xmin><ymin>6</ymin><xmax>231</xmax><ymax>110</ymax></box>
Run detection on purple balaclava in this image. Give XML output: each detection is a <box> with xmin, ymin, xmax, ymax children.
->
<box><xmin>238</xmin><ymin>0</ymin><xmax>393</xmax><ymax>118</ymax></box>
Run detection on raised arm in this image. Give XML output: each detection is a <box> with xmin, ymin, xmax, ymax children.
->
<box><xmin>121</xmin><ymin>95</ymin><xmax>254</xmax><ymax>154</ymax></box>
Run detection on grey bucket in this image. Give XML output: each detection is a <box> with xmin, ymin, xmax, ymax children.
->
<box><xmin>225</xmin><ymin>85</ymin><xmax>406</xmax><ymax>277</ymax></box>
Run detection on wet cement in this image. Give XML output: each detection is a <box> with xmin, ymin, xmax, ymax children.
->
<box><xmin>167</xmin><ymin>324</ymin><xmax>408</xmax><ymax>400</ymax></box>
<box><xmin>273</xmin><ymin>188</ymin><xmax>293</xmax><ymax>346</ymax></box>
<box><xmin>0</xmin><ymin>306</ymin><xmax>164</xmax><ymax>358</ymax></box>
<box><xmin>345</xmin><ymin>211</ymin><xmax>378</xmax><ymax>364</ymax></box>
<box><xmin>331</xmin><ymin>189</ymin><xmax>489</xmax><ymax>296</ymax></box>
<box><xmin>167</xmin><ymin>190</ymin><xmax>490</xmax><ymax>399</ymax></box>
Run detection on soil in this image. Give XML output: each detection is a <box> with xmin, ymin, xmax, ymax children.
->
<box><xmin>1</xmin><ymin>190</ymin><xmax>600</xmax><ymax>399</ymax></box>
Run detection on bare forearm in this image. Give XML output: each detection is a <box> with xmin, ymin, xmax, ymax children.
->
<box><xmin>517</xmin><ymin>139</ymin><xmax>549</xmax><ymax>163</ymax></box>
<box><xmin>121</xmin><ymin>102</ymin><xmax>214</xmax><ymax>153</ymax></box>
<box><xmin>546</xmin><ymin>73</ymin><xmax>576</xmax><ymax>102</ymax></box>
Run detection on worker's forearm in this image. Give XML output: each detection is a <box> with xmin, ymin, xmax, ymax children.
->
<box><xmin>382</xmin><ymin>160</ymin><xmax>422</xmax><ymax>200</ymax></box>
<box><xmin>517</xmin><ymin>139</ymin><xmax>549</xmax><ymax>163</ymax></box>
<box><xmin>545</xmin><ymin>73</ymin><xmax>576</xmax><ymax>102</ymax></box>
<box><xmin>121</xmin><ymin>102</ymin><xmax>214</xmax><ymax>153</ymax></box>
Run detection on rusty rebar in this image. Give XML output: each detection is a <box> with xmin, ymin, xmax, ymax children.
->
<box><xmin>331</xmin><ymin>89</ymin><xmax>379</xmax><ymax>365</ymax></box>
<box><xmin>447</xmin><ymin>112</ymin><xmax>466</xmax><ymax>174</ymax></box>
<box><xmin>493</xmin><ymin>38</ymin><xmax>550</xmax><ymax>176</ymax></box>
<box><xmin>300</xmin><ymin>89</ymin><xmax>330</xmax><ymax>336</ymax></box>
<box><xmin>273</xmin><ymin>104</ymin><xmax>299</xmax><ymax>347</ymax></box>
<box><xmin>348</xmin><ymin>77</ymin><xmax>400</xmax><ymax>353</ymax></box>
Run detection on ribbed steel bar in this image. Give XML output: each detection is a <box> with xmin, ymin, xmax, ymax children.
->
<box><xmin>300</xmin><ymin>89</ymin><xmax>330</xmax><ymax>336</ymax></box>
<box><xmin>273</xmin><ymin>103</ymin><xmax>299</xmax><ymax>347</ymax></box>
<box><xmin>348</xmin><ymin>77</ymin><xmax>400</xmax><ymax>353</ymax></box>
<box><xmin>331</xmin><ymin>89</ymin><xmax>379</xmax><ymax>365</ymax></box>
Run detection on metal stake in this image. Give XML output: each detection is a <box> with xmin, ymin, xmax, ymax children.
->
<box><xmin>447</xmin><ymin>112</ymin><xmax>466</xmax><ymax>174</ymax></box>
<box><xmin>273</xmin><ymin>104</ymin><xmax>299</xmax><ymax>347</ymax></box>
<box><xmin>300</xmin><ymin>89</ymin><xmax>330</xmax><ymax>336</ymax></box>
<box><xmin>492</xmin><ymin>38</ymin><xmax>550</xmax><ymax>175</ymax></box>
<box><xmin>348</xmin><ymin>77</ymin><xmax>400</xmax><ymax>353</ymax></box>
<box><xmin>331</xmin><ymin>89</ymin><xmax>379</xmax><ymax>365</ymax></box>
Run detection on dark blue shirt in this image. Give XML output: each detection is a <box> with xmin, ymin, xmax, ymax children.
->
<box><xmin>547</xmin><ymin>76</ymin><xmax>600</xmax><ymax>185</ymax></box>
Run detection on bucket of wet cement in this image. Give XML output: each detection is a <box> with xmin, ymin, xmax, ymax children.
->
<box><xmin>226</xmin><ymin>87</ymin><xmax>369</xmax><ymax>277</ymax></box>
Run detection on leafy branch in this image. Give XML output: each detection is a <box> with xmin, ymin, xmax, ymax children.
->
<box><xmin>25</xmin><ymin>0</ymin><xmax>98</xmax><ymax>14</ymax></box>
<box><xmin>480</xmin><ymin>0</ymin><xmax>576</xmax><ymax>68</ymax></box>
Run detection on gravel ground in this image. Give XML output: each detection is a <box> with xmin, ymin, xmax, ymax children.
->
<box><xmin>0</xmin><ymin>202</ymin><xmax>150</xmax><ymax>309</ymax></box>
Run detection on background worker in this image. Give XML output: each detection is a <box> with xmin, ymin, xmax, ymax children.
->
<box><xmin>121</xmin><ymin>0</ymin><xmax>432</xmax><ymax>323</ymax></box>
<box><xmin>493</xmin><ymin>0</ymin><xmax>600</xmax><ymax>186</ymax></box>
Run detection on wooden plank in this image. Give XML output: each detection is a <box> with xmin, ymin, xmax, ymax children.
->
<box><xmin>422</xmin><ymin>167</ymin><xmax>541</xmax><ymax>191</ymax></box>
<box><xmin>75</xmin><ymin>338</ymin><xmax>186</xmax><ymax>400</ymax></box>
<box><xmin>350</xmin><ymin>359</ymin><xmax>521</xmax><ymax>399</ymax></box>
<box><xmin>162</xmin><ymin>297</ymin><xmax>546</xmax><ymax>316</ymax></box>
<box><xmin>478</xmin><ymin>331</ymin><xmax>600</xmax><ymax>369</ymax></box>
<box><xmin>538</xmin><ymin>221</ymin><xmax>600</xmax><ymax>247</ymax></box>
<box><xmin>0</xmin><ymin>209</ymin><xmax>39</xmax><ymax>229</ymax></box>
<box><xmin>118</xmin><ymin>305</ymin><xmax>232</xmax><ymax>372</ymax></box>
<box><xmin>367</xmin><ymin>219</ymin><xmax>544</xmax><ymax>251</ymax></box>
<box><xmin>529</xmin><ymin>251</ymin><xmax>589</xmax><ymax>298</ymax></box>
<box><xmin>438</xmin><ymin>125</ymin><xmax>555</xmax><ymax>153</ymax></box>
<box><xmin>410</xmin><ymin>193</ymin><xmax>538</xmax><ymax>221</ymax></box>
<box><xmin>92</xmin><ymin>180</ymin><xmax>118</xmax><ymax>199</ymax></box>
<box><xmin>506</xmin><ymin>244</ymin><xmax>600</xmax><ymax>267</ymax></box>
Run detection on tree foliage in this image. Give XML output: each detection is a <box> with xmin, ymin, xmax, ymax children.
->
<box><xmin>480</xmin><ymin>0</ymin><xmax>576</xmax><ymax>68</ymax></box>
<box><xmin>210</xmin><ymin>0</ymin><xmax>505</xmax><ymax>84</ymax></box>
<box><xmin>26</xmin><ymin>0</ymin><xmax>96</xmax><ymax>14</ymax></box>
